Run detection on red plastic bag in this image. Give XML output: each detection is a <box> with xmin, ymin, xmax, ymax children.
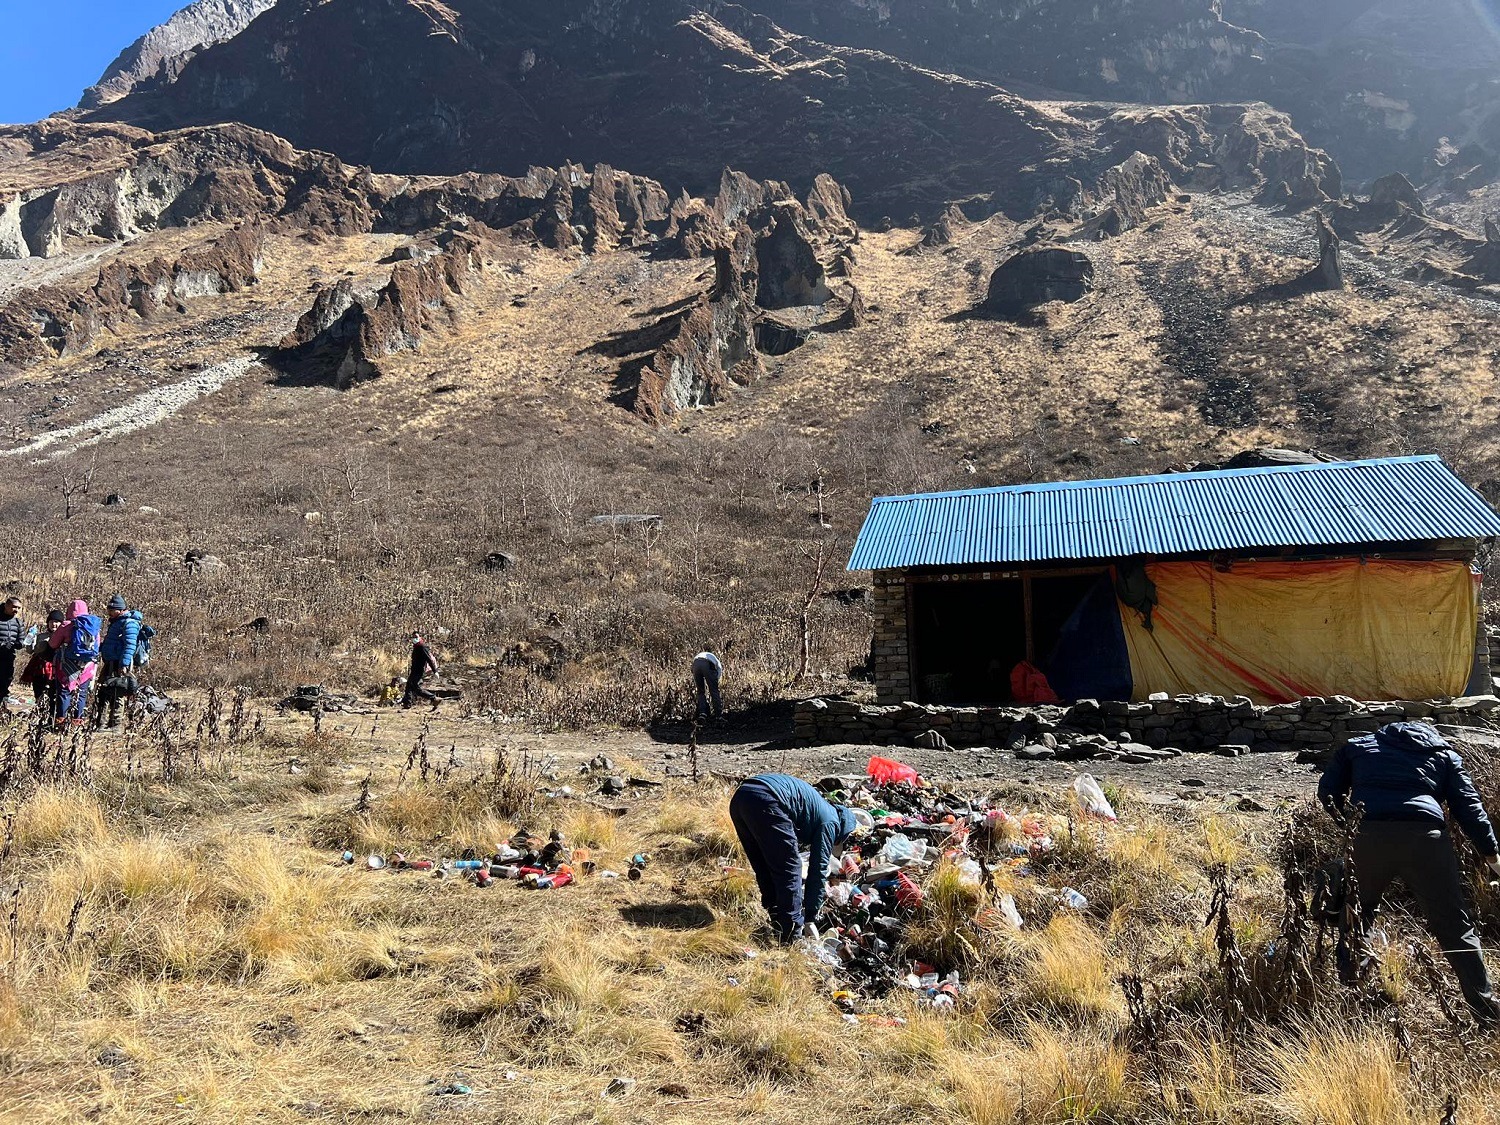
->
<box><xmin>868</xmin><ymin>756</ymin><xmax>920</xmax><ymax>785</ymax></box>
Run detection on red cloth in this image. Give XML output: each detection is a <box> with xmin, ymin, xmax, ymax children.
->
<box><xmin>1010</xmin><ymin>661</ymin><xmax>1059</xmax><ymax>705</ymax></box>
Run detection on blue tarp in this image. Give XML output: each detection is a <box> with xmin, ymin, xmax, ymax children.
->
<box><xmin>1044</xmin><ymin>574</ymin><xmax>1132</xmax><ymax>702</ymax></box>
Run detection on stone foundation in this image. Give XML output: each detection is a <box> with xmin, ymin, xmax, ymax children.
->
<box><xmin>795</xmin><ymin>693</ymin><xmax>1500</xmax><ymax>760</ymax></box>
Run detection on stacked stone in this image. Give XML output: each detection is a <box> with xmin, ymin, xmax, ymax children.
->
<box><xmin>870</xmin><ymin>576</ymin><xmax>911</xmax><ymax>704</ymax></box>
<box><xmin>794</xmin><ymin>693</ymin><xmax>1500</xmax><ymax>759</ymax></box>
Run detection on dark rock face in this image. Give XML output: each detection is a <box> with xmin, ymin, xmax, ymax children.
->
<box><xmin>87</xmin><ymin>0</ymin><xmax>1338</xmax><ymax>221</ymax></box>
<box><xmin>1365</xmin><ymin>172</ymin><xmax>1426</xmax><ymax>221</ymax></box>
<box><xmin>982</xmin><ymin>247</ymin><xmax>1096</xmax><ymax>314</ymax></box>
<box><xmin>755</xmin><ymin>208</ymin><xmax>832</xmax><ymax>310</ymax></box>
<box><xmin>81</xmin><ymin>0</ymin><xmax>277</xmax><ymax>109</ymax></box>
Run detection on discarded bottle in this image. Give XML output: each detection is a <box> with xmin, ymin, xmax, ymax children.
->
<box><xmin>340</xmin><ymin>851</ymin><xmax>355</xmax><ymax>865</ymax></box>
<box><xmin>474</xmin><ymin>869</ymin><xmax>492</xmax><ymax>887</ymax></box>
<box><xmin>627</xmin><ymin>854</ymin><xmax>648</xmax><ymax>881</ymax></box>
<box><xmin>1059</xmin><ymin>887</ymin><xmax>1089</xmax><ymax>910</ymax></box>
<box><xmin>449</xmin><ymin>859</ymin><xmax>485</xmax><ymax>870</ymax></box>
<box><xmin>408</xmin><ymin>859</ymin><xmax>435</xmax><ymax>872</ymax></box>
<box><xmin>490</xmin><ymin>864</ymin><xmax>521</xmax><ymax>880</ymax></box>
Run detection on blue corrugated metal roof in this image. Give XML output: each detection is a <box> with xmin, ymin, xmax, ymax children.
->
<box><xmin>847</xmin><ymin>456</ymin><xmax>1500</xmax><ymax>571</ymax></box>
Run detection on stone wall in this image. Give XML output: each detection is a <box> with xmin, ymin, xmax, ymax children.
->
<box><xmin>795</xmin><ymin>693</ymin><xmax>1500</xmax><ymax>760</ymax></box>
<box><xmin>870</xmin><ymin>575</ymin><xmax>911</xmax><ymax>704</ymax></box>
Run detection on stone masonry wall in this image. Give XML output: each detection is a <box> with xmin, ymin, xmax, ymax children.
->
<box><xmin>870</xmin><ymin>575</ymin><xmax>911</xmax><ymax>704</ymax></box>
<box><xmin>795</xmin><ymin>693</ymin><xmax>1500</xmax><ymax>761</ymax></box>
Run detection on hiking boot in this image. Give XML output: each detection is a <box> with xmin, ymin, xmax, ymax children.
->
<box><xmin>430</xmin><ymin>698</ymin><xmax>441</xmax><ymax>712</ymax></box>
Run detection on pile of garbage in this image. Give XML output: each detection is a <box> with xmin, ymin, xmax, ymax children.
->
<box><xmin>342</xmin><ymin>827</ymin><xmax>639</xmax><ymax>888</ymax></box>
<box><xmin>797</xmin><ymin>756</ymin><xmax>1116</xmax><ymax>1013</ymax></box>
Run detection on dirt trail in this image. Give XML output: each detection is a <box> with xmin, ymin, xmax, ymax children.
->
<box><xmin>0</xmin><ymin>354</ymin><xmax>261</xmax><ymax>462</ymax></box>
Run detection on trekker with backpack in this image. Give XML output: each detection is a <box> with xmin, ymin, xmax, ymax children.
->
<box><xmin>52</xmin><ymin>599</ymin><xmax>101</xmax><ymax>728</ymax></box>
<box><xmin>99</xmin><ymin>594</ymin><xmax>144</xmax><ymax>728</ymax></box>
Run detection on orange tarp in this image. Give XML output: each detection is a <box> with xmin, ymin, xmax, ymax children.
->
<box><xmin>1118</xmin><ymin>559</ymin><xmax>1479</xmax><ymax>703</ymax></box>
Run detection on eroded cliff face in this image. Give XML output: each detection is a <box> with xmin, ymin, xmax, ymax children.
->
<box><xmin>85</xmin><ymin>0</ymin><xmax>1338</xmax><ymax>221</ymax></box>
<box><xmin>80</xmin><ymin>0</ymin><xmax>278</xmax><ymax>109</ymax></box>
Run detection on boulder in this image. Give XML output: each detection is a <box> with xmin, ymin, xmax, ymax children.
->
<box><xmin>981</xmin><ymin>246</ymin><xmax>1094</xmax><ymax>314</ymax></box>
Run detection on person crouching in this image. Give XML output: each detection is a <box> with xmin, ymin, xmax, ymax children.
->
<box><xmin>729</xmin><ymin>773</ymin><xmax>860</xmax><ymax>944</ymax></box>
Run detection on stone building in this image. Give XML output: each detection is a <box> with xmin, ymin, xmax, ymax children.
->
<box><xmin>848</xmin><ymin>456</ymin><xmax>1500</xmax><ymax>706</ymax></box>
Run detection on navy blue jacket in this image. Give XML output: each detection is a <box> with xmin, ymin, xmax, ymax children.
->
<box><xmin>747</xmin><ymin>773</ymin><xmax>858</xmax><ymax>920</ymax></box>
<box><xmin>1319</xmin><ymin>722</ymin><xmax>1499</xmax><ymax>855</ymax></box>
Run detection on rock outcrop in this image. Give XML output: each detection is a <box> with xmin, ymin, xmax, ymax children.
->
<box><xmin>1310</xmin><ymin>212</ymin><xmax>1344</xmax><ymax>291</ymax></box>
<box><xmin>632</xmin><ymin>249</ymin><xmax>762</xmax><ymax>425</ymax></box>
<box><xmin>0</xmin><ymin>223</ymin><xmax>265</xmax><ymax>362</ymax></box>
<box><xmin>80</xmin><ymin>0</ymin><xmax>277</xmax><ymax>109</ymax></box>
<box><xmin>981</xmin><ymin>247</ymin><xmax>1096</xmax><ymax>315</ymax></box>
<box><xmin>268</xmin><ymin>234</ymin><xmax>482</xmax><ymax>389</ymax></box>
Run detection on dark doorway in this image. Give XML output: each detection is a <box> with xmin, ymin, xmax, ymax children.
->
<box><xmin>911</xmin><ymin>579</ymin><xmax>1024</xmax><ymax>704</ymax></box>
<box><xmin>910</xmin><ymin>570</ymin><xmax>1126</xmax><ymax>705</ymax></box>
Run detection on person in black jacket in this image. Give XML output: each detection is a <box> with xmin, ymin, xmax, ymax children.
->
<box><xmin>402</xmin><ymin>633</ymin><xmax>440</xmax><ymax>710</ymax></box>
<box><xmin>0</xmin><ymin>597</ymin><xmax>24</xmax><ymax>713</ymax></box>
<box><xmin>1319</xmin><ymin>721</ymin><xmax>1500</xmax><ymax>1026</ymax></box>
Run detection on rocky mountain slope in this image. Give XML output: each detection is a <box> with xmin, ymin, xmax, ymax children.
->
<box><xmin>85</xmin><ymin>0</ymin><xmax>1500</xmax><ymax>195</ymax></box>
<box><xmin>79</xmin><ymin>0</ymin><xmax>276</xmax><ymax>109</ymax></box>
<box><xmin>83</xmin><ymin>0</ymin><xmax>1340</xmax><ymax>221</ymax></box>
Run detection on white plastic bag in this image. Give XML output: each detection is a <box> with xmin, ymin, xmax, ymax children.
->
<box><xmin>1073</xmin><ymin>773</ymin><xmax>1117</xmax><ymax>821</ymax></box>
<box><xmin>998</xmin><ymin>893</ymin><xmax>1024</xmax><ymax>930</ymax></box>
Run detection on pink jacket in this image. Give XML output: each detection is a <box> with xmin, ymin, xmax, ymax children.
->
<box><xmin>52</xmin><ymin>599</ymin><xmax>98</xmax><ymax>690</ymax></box>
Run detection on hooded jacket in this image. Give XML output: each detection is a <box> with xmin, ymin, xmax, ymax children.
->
<box><xmin>1319</xmin><ymin>721</ymin><xmax>1499</xmax><ymax>855</ymax></box>
<box><xmin>746</xmin><ymin>773</ymin><xmax>858</xmax><ymax>921</ymax></box>
<box><xmin>101</xmin><ymin>610</ymin><xmax>142</xmax><ymax>666</ymax></box>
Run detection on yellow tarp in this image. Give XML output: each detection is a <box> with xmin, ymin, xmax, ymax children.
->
<box><xmin>1118</xmin><ymin>559</ymin><xmax>1480</xmax><ymax>703</ymax></box>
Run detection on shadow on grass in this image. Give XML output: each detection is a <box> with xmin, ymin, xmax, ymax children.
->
<box><xmin>620</xmin><ymin>902</ymin><xmax>715</xmax><ymax>930</ymax></box>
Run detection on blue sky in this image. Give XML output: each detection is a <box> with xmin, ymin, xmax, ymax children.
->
<box><xmin>0</xmin><ymin>0</ymin><xmax>185</xmax><ymax>124</ymax></box>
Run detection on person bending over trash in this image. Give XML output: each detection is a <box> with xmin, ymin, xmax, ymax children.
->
<box><xmin>729</xmin><ymin>772</ymin><xmax>867</xmax><ymax>944</ymax></box>
<box><xmin>692</xmin><ymin>650</ymin><xmax>723</xmax><ymax>721</ymax></box>
<box><xmin>1319</xmin><ymin>720</ymin><xmax>1500</xmax><ymax>1028</ymax></box>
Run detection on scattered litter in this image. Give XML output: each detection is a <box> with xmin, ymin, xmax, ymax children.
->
<box><xmin>799</xmin><ymin>764</ymin><xmax>1119</xmax><ymax>1009</ymax></box>
<box><xmin>602</xmin><ymin>1077</ymin><xmax>637</xmax><ymax>1099</ymax></box>
<box><xmin>431</xmin><ymin>1083</ymin><xmax>472</xmax><ymax>1096</ymax></box>
<box><xmin>1073</xmin><ymin>773</ymin><xmax>1117</xmax><ymax>821</ymax></box>
<box><xmin>365</xmin><ymin>854</ymin><xmax>385</xmax><ymax>870</ymax></box>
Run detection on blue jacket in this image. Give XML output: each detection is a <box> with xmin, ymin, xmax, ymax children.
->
<box><xmin>748</xmin><ymin>773</ymin><xmax>858</xmax><ymax>921</ymax></box>
<box><xmin>1319</xmin><ymin>722</ymin><xmax>1499</xmax><ymax>855</ymax></box>
<box><xmin>100</xmin><ymin>611</ymin><xmax>142</xmax><ymax>667</ymax></box>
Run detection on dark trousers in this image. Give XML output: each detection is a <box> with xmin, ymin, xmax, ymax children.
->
<box><xmin>693</xmin><ymin>658</ymin><xmax>722</xmax><ymax>719</ymax></box>
<box><xmin>729</xmin><ymin>779</ymin><xmax>804</xmax><ymax>943</ymax></box>
<box><xmin>1352</xmin><ymin>822</ymin><xmax>1500</xmax><ymax>1024</ymax></box>
<box><xmin>0</xmin><ymin>651</ymin><xmax>13</xmax><ymax>705</ymax></box>
<box><xmin>402</xmin><ymin>675</ymin><xmax>436</xmax><ymax>708</ymax></box>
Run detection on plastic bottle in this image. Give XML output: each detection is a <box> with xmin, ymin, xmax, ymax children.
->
<box><xmin>449</xmin><ymin>859</ymin><xmax>485</xmax><ymax>870</ymax></box>
<box><xmin>1059</xmin><ymin>887</ymin><xmax>1089</xmax><ymax>910</ymax></box>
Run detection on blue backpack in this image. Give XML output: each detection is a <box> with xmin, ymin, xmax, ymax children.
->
<box><xmin>133</xmin><ymin>613</ymin><xmax>155</xmax><ymax>669</ymax></box>
<box><xmin>65</xmin><ymin>614</ymin><xmax>102</xmax><ymax>668</ymax></box>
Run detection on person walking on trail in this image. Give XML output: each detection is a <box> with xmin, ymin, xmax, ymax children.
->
<box><xmin>728</xmin><ymin>773</ymin><xmax>867</xmax><ymax>944</ymax></box>
<box><xmin>402</xmin><ymin>633</ymin><xmax>440</xmax><ymax>710</ymax></box>
<box><xmin>52</xmin><ymin>599</ymin><xmax>102</xmax><ymax>728</ymax></box>
<box><xmin>1319</xmin><ymin>720</ymin><xmax>1500</xmax><ymax>1027</ymax></box>
<box><xmin>20</xmin><ymin>610</ymin><xmax>63</xmax><ymax>717</ymax></box>
<box><xmin>692</xmin><ymin>650</ymin><xmax>723</xmax><ymax>722</ymax></box>
<box><xmin>98</xmin><ymin>595</ymin><xmax>142</xmax><ymax>729</ymax></box>
<box><xmin>0</xmin><ymin>597</ymin><xmax>25</xmax><ymax>714</ymax></box>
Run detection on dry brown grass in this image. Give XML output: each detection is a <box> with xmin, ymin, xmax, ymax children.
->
<box><xmin>0</xmin><ymin>707</ymin><xmax>1499</xmax><ymax>1124</ymax></box>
